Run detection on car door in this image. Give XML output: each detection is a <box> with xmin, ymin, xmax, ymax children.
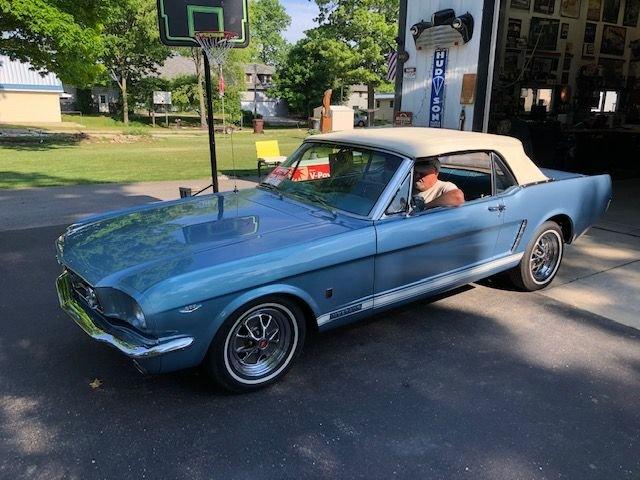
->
<box><xmin>373</xmin><ymin>152</ymin><xmax>505</xmax><ymax>309</ymax></box>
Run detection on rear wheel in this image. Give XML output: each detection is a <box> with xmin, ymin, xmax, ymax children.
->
<box><xmin>205</xmin><ymin>296</ymin><xmax>306</xmax><ymax>392</ymax></box>
<box><xmin>507</xmin><ymin>221</ymin><xmax>564</xmax><ymax>291</ymax></box>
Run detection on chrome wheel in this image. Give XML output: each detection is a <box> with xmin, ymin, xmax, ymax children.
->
<box><xmin>224</xmin><ymin>303</ymin><xmax>298</xmax><ymax>384</ymax></box>
<box><xmin>529</xmin><ymin>230</ymin><xmax>562</xmax><ymax>285</ymax></box>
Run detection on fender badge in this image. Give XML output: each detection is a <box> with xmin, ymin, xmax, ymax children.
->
<box><xmin>179</xmin><ymin>304</ymin><xmax>202</xmax><ymax>314</ymax></box>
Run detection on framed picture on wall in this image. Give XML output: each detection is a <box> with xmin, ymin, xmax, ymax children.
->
<box><xmin>583</xmin><ymin>22</ymin><xmax>597</xmax><ymax>56</ymax></box>
<box><xmin>561</xmin><ymin>0</ymin><xmax>582</xmax><ymax>18</ymax></box>
<box><xmin>561</xmin><ymin>22</ymin><xmax>570</xmax><ymax>39</ymax></box>
<box><xmin>508</xmin><ymin>18</ymin><xmax>523</xmax><ymax>40</ymax></box>
<box><xmin>529</xmin><ymin>17</ymin><xmax>560</xmax><ymax>50</ymax></box>
<box><xmin>511</xmin><ymin>0</ymin><xmax>531</xmax><ymax>10</ymax></box>
<box><xmin>623</xmin><ymin>0</ymin><xmax>640</xmax><ymax>27</ymax></box>
<box><xmin>600</xmin><ymin>24</ymin><xmax>626</xmax><ymax>55</ymax></box>
<box><xmin>631</xmin><ymin>39</ymin><xmax>640</xmax><ymax>61</ymax></box>
<box><xmin>602</xmin><ymin>0</ymin><xmax>621</xmax><ymax>23</ymax></box>
<box><xmin>587</xmin><ymin>0</ymin><xmax>602</xmax><ymax>20</ymax></box>
<box><xmin>534</xmin><ymin>0</ymin><xmax>556</xmax><ymax>14</ymax></box>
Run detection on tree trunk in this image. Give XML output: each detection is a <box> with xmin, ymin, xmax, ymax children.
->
<box><xmin>192</xmin><ymin>49</ymin><xmax>207</xmax><ymax>128</ymax></box>
<box><xmin>367</xmin><ymin>83</ymin><xmax>375</xmax><ymax>127</ymax></box>
<box><xmin>122</xmin><ymin>73</ymin><xmax>129</xmax><ymax>125</ymax></box>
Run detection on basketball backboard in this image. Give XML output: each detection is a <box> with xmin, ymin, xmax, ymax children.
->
<box><xmin>157</xmin><ymin>0</ymin><xmax>249</xmax><ymax>48</ymax></box>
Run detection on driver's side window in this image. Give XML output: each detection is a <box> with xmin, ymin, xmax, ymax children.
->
<box><xmin>385</xmin><ymin>173</ymin><xmax>411</xmax><ymax>215</ymax></box>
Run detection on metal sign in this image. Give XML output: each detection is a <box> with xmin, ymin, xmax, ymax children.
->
<box><xmin>157</xmin><ymin>0</ymin><xmax>249</xmax><ymax>48</ymax></box>
<box><xmin>403</xmin><ymin>67</ymin><xmax>416</xmax><ymax>79</ymax></box>
<box><xmin>153</xmin><ymin>91</ymin><xmax>172</xmax><ymax>105</ymax></box>
<box><xmin>429</xmin><ymin>48</ymin><xmax>448</xmax><ymax>128</ymax></box>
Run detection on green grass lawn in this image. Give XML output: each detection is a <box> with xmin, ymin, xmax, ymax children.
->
<box><xmin>0</xmin><ymin>129</ymin><xmax>308</xmax><ymax>189</ymax></box>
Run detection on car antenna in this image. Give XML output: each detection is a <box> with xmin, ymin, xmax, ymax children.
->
<box><xmin>230</xmin><ymin>128</ymin><xmax>238</xmax><ymax>193</ymax></box>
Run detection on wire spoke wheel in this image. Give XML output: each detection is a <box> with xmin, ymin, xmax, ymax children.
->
<box><xmin>529</xmin><ymin>230</ymin><xmax>562</xmax><ymax>283</ymax></box>
<box><xmin>226</xmin><ymin>305</ymin><xmax>295</xmax><ymax>381</ymax></box>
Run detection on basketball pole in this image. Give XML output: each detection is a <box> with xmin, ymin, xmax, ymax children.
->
<box><xmin>203</xmin><ymin>54</ymin><xmax>219</xmax><ymax>193</ymax></box>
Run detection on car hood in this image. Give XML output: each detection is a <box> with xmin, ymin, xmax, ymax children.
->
<box><xmin>57</xmin><ymin>188</ymin><xmax>354</xmax><ymax>291</ymax></box>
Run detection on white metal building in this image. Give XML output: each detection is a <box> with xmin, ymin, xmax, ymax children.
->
<box><xmin>0</xmin><ymin>55</ymin><xmax>63</xmax><ymax>123</ymax></box>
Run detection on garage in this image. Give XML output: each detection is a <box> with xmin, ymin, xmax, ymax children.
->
<box><xmin>394</xmin><ymin>0</ymin><xmax>640</xmax><ymax>178</ymax></box>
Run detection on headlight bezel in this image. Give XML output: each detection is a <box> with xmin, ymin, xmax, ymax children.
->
<box><xmin>95</xmin><ymin>287</ymin><xmax>147</xmax><ymax>331</ymax></box>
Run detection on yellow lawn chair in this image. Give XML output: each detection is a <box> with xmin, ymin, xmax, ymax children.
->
<box><xmin>256</xmin><ymin>140</ymin><xmax>288</xmax><ymax>179</ymax></box>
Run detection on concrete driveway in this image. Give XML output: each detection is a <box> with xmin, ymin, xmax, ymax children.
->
<box><xmin>1</xmin><ymin>178</ymin><xmax>639</xmax><ymax>479</ymax></box>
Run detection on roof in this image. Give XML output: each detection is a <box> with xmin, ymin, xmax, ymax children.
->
<box><xmin>157</xmin><ymin>55</ymin><xmax>196</xmax><ymax>79</ymax></box>
<box><xmin>375</xmin><ymin>93</ymin><xmax>395</xmax><ymax>100</ymax></box>
<box><xmin>156</xmin><ymin>56</ymin><xmax>275</xmax><ymax>80</ymax></box>
<box><xmin>0</xmin><ymin>56</ymin><xmax>63</xmax><ymax>93</ymax></box>
<box><xmin>310</xmin><ymin>127</ymin><xmax>548</xmax><ymax>185</ymax></box>
<box><xmin>243</xmin><ymin>64</ymin><xmax>275</xmax><ymax>75</ymax></box>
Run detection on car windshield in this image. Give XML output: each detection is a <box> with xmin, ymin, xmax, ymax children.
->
<box><xmin>260</xmin><ymin>142</ymin><xmax>403</xmax><ymax>216</ymax></box>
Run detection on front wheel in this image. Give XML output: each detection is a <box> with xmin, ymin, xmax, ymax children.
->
<box><xmin>507</xmin><ymin>221</ymin><xmax>564</xmax><ymax>291</ymax></box>
<box><xmin>205</xmin><ymin>297</ymin><xmax>306</xmax><ymax>392</ymax></box>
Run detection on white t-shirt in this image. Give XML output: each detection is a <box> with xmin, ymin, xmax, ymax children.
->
<box><xmin>415</xmin><ymin>180</ymin><xmax>458</xmax><ymax>205</ymax></box>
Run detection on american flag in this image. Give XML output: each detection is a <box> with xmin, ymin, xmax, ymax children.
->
<box><xmin>387</xmin><ymin>51</ymin><xmax>398</xmax><ymax>82</ymax></box>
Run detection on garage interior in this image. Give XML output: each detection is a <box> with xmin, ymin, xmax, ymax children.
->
<box><xmin>488</xmin><ymin>0</ymin><xmax>640</xmax><ymax>177</ymax></box>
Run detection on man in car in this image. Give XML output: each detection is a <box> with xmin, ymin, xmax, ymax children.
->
<box><xmin>413</xmin><ymin>158</ymin><xmax>465</xmax><ymax>209</ymax></box>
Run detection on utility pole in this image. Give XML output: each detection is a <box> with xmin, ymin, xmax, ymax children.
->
<box><xmin>253</xmin><ymin>63</ymin><xmax>258</xmax><ymax>119</ymax></box>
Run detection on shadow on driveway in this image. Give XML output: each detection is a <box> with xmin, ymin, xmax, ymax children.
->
<box><xmin>0</xmin><ymin>225</ymin><xmax>639</xmax><ymax>479</ymax></box>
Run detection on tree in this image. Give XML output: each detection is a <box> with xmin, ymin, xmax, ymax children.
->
<box><xmin>312</xmin><ymin>0</ymin><xmax>399</xmax><ymax>121</ymax></box>
<box><xmin>271</xmin><ymin>30</ymin><xmax>357</xmax><ymax>116</ymax></box>
<box><xmin>0</xmin><ymin>0</ymin><xmax>104</xmax><ymax>85</ymax></box>
<box><xmin>128</xmin><ymin>76</ymin><xmax>169</xmax><ymax>114</ymax></box>
<box><xmin>250</xmin><ymin>0</ymin><xmax>291</xmax><ymax>66</ymax></box>
<box><xmin>101</xmin><ymin>0</ymin><xmax>170</xmax><ymax>124</ymax></box>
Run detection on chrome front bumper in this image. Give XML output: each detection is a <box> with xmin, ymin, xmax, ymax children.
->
<box><xmin>56</xmin><ymin>272</ymin><xmax>194</xmax><ymax>358</ymax></box>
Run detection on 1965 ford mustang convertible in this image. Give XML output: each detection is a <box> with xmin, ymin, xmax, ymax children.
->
<box><xmin>56</xmin><ymin>128</ymin><xmax>612</xmax><ymax>391</ymax></box>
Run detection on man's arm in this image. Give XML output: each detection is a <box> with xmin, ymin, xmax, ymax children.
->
<box><xmin>423</xmin><ymin>189</ymin><xmax>465</xmax><ymax>209</ymax></box>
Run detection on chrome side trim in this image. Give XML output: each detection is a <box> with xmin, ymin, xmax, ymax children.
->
<box><xmin>511</xmin><ymin>220</ymin><xmax>528</xmax><ymax>252</ymax></box>
<box><xmin>315</xmin><ymin>253</ymin><xmax>523</xmax><ymax>327</ymax></box>
<box><xmin>57</xmin><ymin>273</ymin><xmax>194</xmax><ymax>358</ymax></box>
<box><xmin>375</xmin><ymin>253</ymin><xmax>523</xmax><ymax>309</ymax></box>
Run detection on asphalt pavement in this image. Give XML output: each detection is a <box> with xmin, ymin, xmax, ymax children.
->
<box><xmin>1</xmin><ymin>180</ymin><xmax>639</xmax><ymax>479</ymax></box>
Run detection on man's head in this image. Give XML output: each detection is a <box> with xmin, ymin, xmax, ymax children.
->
<box><xmin>414</xmin><ymin>158</ymin><xmax>441</xmax><ymax>192</ymax></box>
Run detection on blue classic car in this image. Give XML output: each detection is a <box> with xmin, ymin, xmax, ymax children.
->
<box><xmin>56</xmin><ymin>128</ymin><xmax>612</xmax><ymax>391</ymax></box>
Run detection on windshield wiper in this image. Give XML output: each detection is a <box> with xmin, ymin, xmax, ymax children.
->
<box><xmin>287</xmin><ymin>190</ymin><xmax>337</xmax><ymax>218</ymax></box>
<box><xmin>258</xmin><ymin>182</ymin><xmax>283</xmax><ymax>199</ymax></box>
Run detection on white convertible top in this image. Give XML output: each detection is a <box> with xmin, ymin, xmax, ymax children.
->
<box><xmin>311</xmin><ymin>127</ymin><xmax>548</xmax><ymax>185</ymax></box>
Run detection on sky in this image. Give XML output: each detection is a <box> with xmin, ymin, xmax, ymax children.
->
<box><xmin>281</xmin><ymin>0</ymin><xmax>319</xmax><ymax>43</ymax></box>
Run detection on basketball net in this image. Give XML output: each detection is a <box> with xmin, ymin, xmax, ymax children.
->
<box><xmin>194</xmin><ymin>31</ymin><xmax>238</xmax><ymax>67</ymax></box>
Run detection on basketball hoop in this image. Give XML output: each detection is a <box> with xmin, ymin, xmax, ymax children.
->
<box><xmin>194</xmin><ymin>31</ymin><xmax>239</xmax><ymax>66</ymax></box>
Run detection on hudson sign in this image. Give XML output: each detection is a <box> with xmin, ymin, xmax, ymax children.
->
<box><xmin>429</xmin><ymin>48</ymin><xmax>448</xmax><ymax>128</ymax></box>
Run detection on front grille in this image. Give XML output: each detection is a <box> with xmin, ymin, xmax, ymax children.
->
<box><xmin>67</xmin><ymin>270</ymin><xmax>101</xmax><ymax>312</ymax></box>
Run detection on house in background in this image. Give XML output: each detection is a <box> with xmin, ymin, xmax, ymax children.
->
<box><xmin>0</xmin><ymin>55</ymin><xmax>63</xmax><ymax>123</ymax></box>
<box><xmin>345</xmin><ymin>84</ymin><xmax>369</xmax><ymax>111</ymax></box>
<box><xmin>241</xmin><ymin>63</ymin><xmax>288</xmax><ymax>118</ymax></box>
<box><xmin>60</xmin><ymin>84</ymin><xmax>119</xmax><ymax>114</ymax></box>
<box><xmin>158</xmin><ymin>56</ymin><xmax>288</xmax><ymax>118</ymax></box>
<box><xmin>374</xmin><ymin>93</ymin><xmax>395</xmax><ymax>122</ymax></box>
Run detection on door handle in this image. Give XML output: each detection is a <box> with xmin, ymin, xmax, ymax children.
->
<box><xmin>488</xmin><ymin>205</ymin><xmax>506</xmax><ymax>212</ymax></box>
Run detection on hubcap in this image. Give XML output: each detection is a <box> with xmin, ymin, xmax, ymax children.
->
<box><xmin>530</xmin><ymin>231</ymin><xmax>562</xmax><ymax>284</ymax></box>
<box><xmin>227</xmin><ymin>307</ymin><xmax>294</xmax><ymax>380</ymax></box>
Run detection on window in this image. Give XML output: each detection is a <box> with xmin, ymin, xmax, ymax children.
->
<box><xmin>263</xmin><ymin>143</ymin><xmax>403</xmax><ymax>216</ymax></box>
<box><xmin>520</xmin><ymin>87</ymin><xmax>553</xmax><ymax>113</ymax></box>
<box><xmin>99</xmin><ymin>95</ymin><xmax>107</xmax><ymax>104</ymax></box>
<box><xmin>493</xmin><ymin>154</ymin><xmax>517</xmax><ymax>194</ymax></box>
<box><xmin>591</xmin><ymin>90</ymin><xmax>618</xmax><ymax>113</ymax></box>
<box><xmin>386</xmin><ymin>173</ymin><xmax>411</xmax><ymax>215</ymax></box>
<box><xmin>376</xmin><ymin>100</ymin><xmax>381</xmax><ymax>108</ymax></box>
<box><xmin>435</xmin><ymin>152</ymin><xmax>493</xmax><ymax>201</ymax></box>
<box><xmin>390</xmin><ymin>100</ymin><xmax>395</xmax><ymax>109</ymax></box>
